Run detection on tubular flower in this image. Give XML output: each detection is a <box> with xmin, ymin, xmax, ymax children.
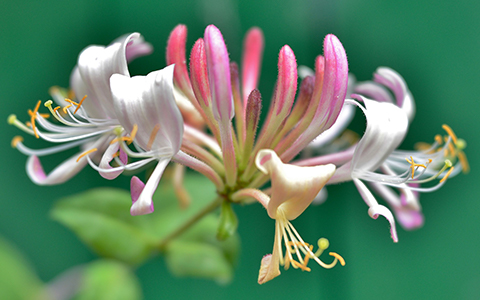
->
<box><xmin>246</xmin><ymin>150</ymin><xmax>344</xmax><ymax>284</ymax></box>
<box><xmin>298</xmin><ymin>67</ymin><xmax>467</xmax><ymax>240</ymax></box>
<box><xmin>9</xmin><ymin>33</ymin><xmax>152</xmax><ymax>184</ymax></box>
<box><xmin>107</xmin><ymin>65</ymin><xmax>184</xmax><ymax>216</ymax></box>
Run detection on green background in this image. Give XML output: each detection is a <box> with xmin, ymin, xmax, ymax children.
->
<box><xmin>1</xmin><ymin>0</ymin><xmax>479</xmax><ymax>299</ymax></box>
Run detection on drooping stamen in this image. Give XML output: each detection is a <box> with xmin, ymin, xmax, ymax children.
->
<box><xmin>77</xmin><ymin>148</ymin><xmax>98</xmax><ymax>162</ymax></box>
<box><xmin>442</xmin><ymin>124</ymin><xmax>458</xmax><ymax>145</ymax></box>
<box><xmin>405</xmin><ymin>156</ymin><xmax>426</xmax><ymax>179</ymax></box>
<box><xmin>439</xmin><ymin>166</ymin><xmax>454</xmax><ymax>183</ymax></box>
<box><xmin>147</xmin><ymin>124</ymin><xmax>161</xmax><ymax>150</ymax></box>
<box><xmin>11</xmin><ymin>136</ymin><xmax>24</xmax><ymax>148</ymax></box>
<box><xmin>329</xmin><ymin>252</ymin><xmax>346</xmax><ymax>266</ymax></box>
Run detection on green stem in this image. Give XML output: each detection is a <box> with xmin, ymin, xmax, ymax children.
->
<box><xmin>157</xmin><ymin>197</ymin><xmax>222</xmax><ymax>251</ymax></box>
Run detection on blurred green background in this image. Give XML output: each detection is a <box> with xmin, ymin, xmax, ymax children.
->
<box><xmin>1</xmin><ymin>0</ymin><xmax>479</xmax><ymax>299</ymax></box>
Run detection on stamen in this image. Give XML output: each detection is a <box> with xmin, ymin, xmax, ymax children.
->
<box><xmin>64</xmin><ymin>98</ymin><xmax>77</xmax><ymax>105</ymax></box>
<box><xmin>28</xmin><ymin>100</ymin><xmax>42</xmax><ymax>138</ymax></box>
<box><xmin>53</xmin><ymin>106</ymin><xmax>61</xmax><ymax>113</ymax></box>
<box><xmin>405</xmin><ymin>156</ymin><xmax>426</xmax><ymax>179</ymax></box>
<box><xmin>457</xmin><ymin>151</ymin><xmax>470</xmax><ymax>173</ymax></box>
<box><xmin>77</xmin><ymin>148</ymin><xmax>98</xmax><ymax>162</ymax></box>
<box><xmin>130</xmin><ymin>124</ymin><xmax>138</xmax><ymax>141</ymax></box>
<box><xmin>8</xmin><ymin>114</ymin><xmax>35</xmax><ymax>135</ymax></box>
<box><xmin>11</xmin><ymin>136</ymin><xmax>23</xmax><ymax>148</ymax></box>
<box><xmin>63</xmin><ymin>104</ymin><xmax>73</xmax><ymax>114</ymax></box>
<box><xmin>439</xmin><ymin>166</ymin><xmax>454</xmax><ymax>183</ymax></box>
<box><xmin>329</xmin><ymin>252</ymin><xmax>346</xmax><ymax>266</ymax></box>
<box><xmin>147</xmin><ymin>124</ymin><xmax>161</xmax><ymax>150</ymax></box>
<box><xmin>290</xmin><ymin>260</ymin><xmax>311</xmax><ymax>272</ymax></box>
<box><xmin>447</xmin><ymin>140</ymin><xmax>456</xmax><ymax>157</ymax></box>
<box><xmin>442</xmin><ymin>124</ymin><xmax>458</xmax><ymax>145</ymax></box>
<box><xmin>74</xmin><ymin>95</ymin><xmax>88</xmax><ymax>114</ymax></box>
<box><xmin>435</xmin><ymin>134</ymin><xmax>443</xmax><ymax>145</ymax></box>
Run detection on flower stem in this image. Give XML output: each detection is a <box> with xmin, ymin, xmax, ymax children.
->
<box><xmin>157</xmin><ymin>197</ymin><xmax>222</xmax><ymax>251</ymax></box>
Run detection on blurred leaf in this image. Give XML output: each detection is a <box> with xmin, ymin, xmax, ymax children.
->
<box><xmin>74</xmin><ymin>260</ymin><xmax>142</xmax><ymax>300</ymax></box>
<box><xmin>51</xmin><ymin>188</ymin><xmax>157</xmax><ymax>265</ymax></box>
<box><xmin>165</xmin><ymin>240</ymin><xmax>233</xmax><ymax>284</ymax></box>
<box><xmin>51</xmin><ymin>172</ymin><xmax>240</xmax><ymax>282</ymax></box>
<box><xmin>0</xmin><ymin>235</ymin><xmax>43</xmax><ymax>300</ymax></box>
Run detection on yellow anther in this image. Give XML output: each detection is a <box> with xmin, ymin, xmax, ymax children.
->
<box><xmin>130</xmin><ymin>124</ymin><xmax>138</xmax><ymax>141</ymax></box>
<box><xmin>64</xmin><ymin>98</ymin><xmax>77</xmax><ymax>105</ymax></box>
<box><xmin>329</xmin><ymin>252</ymin><xmax>346</xmax><ymax>266</ymax></box>
<box><xmin>8</xmin><ymin>114</ymin><xmax>17</xmax><ymax>125</ymax></box>
<box><xmin>447</xmin><ymin>141</ymin><xmax>456</xmax><ymax>157</ymax></box>
<box><xmin>63</xmin><ymin>104</ymin><xmax>72</xmax><ymax>114</ymax></box>
<box><xmin>76</xmin><ymin>148</ymin><xmax>98</xmax><ymax>162</ymax></box>
<box><xmin>434</xmin><ymin>134</ymin><xmax>443</xmax><ymax>145</ymax></box>
<box><xmin>457</xmin><ymin>151</ymin><xmax>470</xmax><ymax>173</ymax></box>
<box><xmin>442</xmin><ymin>124</ymin><xmax>458</xmax><ymax>145</ymax></box>
<box><xmin>147</xmin><ymin>124</ymin><xmax>161</xmax><ymax>150</ymax></box>
<box><xmin>11</xmin><ymin>136</ymin><xmax>23</xmax><ymax>148</ymax></box>
<box><xmin>302</xmin><ymin>244</ymin><xmax>314</xmax><ymax>267</ymax></box>
<box><xmin>74</xmin><ymin>95</ymin><xmax>87</xmax><ymax>114</ymax></box>
<box><xmin>28</xmin><ymin>100</ymin><xmax>42</xmax><ymax>138</ymax></box>
<box><xmin>406</xmin><ymin>156</ymin><xmax>427</xmax><ymax>179</ymax></box>
<box><xmin>112</xmin><ymin>151</ymin><xmax>120</xmax><ymax>158</ymax></box>
<box><xmin>290</xmin><ymin>259</ymin><xmax>311</xmax><ymax>272</ymax></box>
<box><xmin>439</xmin><ymin>167</ymin><xmax>454</xmax><ymax>183</ymax></box>
<box><xmin>25</xmin><ymin>121</ymin><xmax>32</xmax><ymax>127</ymax></box>
<box><xmin>53</xmin><ymin>106</ymin><xmax>61</xmax><ymax>113</ymax></box>
<box><xmin>414</xmin><ymin>142</ymin><xmax>432</xmax><ymax>152</ymax></box>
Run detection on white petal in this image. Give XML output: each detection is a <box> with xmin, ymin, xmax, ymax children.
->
<box><xmin>72</xmin><ymin>33</ymin><xmax>148</xmax><ymax>119</ymax></box>
<box><xmin>130</xmin><ymin>158</ymin><xmax>170</xmax><ymax>216</ymax></box>
<box><xmin>110</xmin><ymin>65</ymin><xmax>184</xmax><ymax>155</ymax></box>
<box><xmin>347</xmin><ymin>97</ymin><xmax>408</xmax><ymax>173</ymax></box>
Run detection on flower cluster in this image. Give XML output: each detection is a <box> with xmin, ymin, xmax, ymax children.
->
<box><xmin>9</xmin><ymin>24</ymin><xmax>468</xmax><ymax>284</ymax></box>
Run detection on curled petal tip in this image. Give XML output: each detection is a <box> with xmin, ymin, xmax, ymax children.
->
<box><xmin>130</xmin><ymin>176</ymin><xmax>154</xmax><ymax>216</ymax></box>
<box><xmin>368</xmin><ymin>205</ymin><xmax>399</xmax><ymax>243</ymax></box>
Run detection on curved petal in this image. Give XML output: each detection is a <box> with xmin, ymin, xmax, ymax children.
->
<box><xmin>72</xmin><ymin>33</ymin><xmax>150</xmax><ymax>118</ymax></box>
<box><xmin>130</xmin><ymin>158</ymin><xmax>170</xmax><ymax>216</ymax></box>
<box><xmin>99</xmin><ymin>142</ymin><xmax>128</xmax><ymax>180</ymax></box>
<box><xmin>348</xmin><ymin>96</ymin><xmax>408</xmax><ymax>173</ymax></box>
<box><xmin>26</xmin><ymin>154</ymin><xmax>88</xmax><ymax>185</ymax></box>
<box><xmin>255</xmin><ymin>149</ymin><xmax>335</xmax><ymax>220</ymax></box>
<box><xmin>110</xmin><ymin>65</ymin><xmax>184</xmax><ymax>155</ymax></box>
<box><xmin>353</xmin><ymin>178</ymin><xmax>398</xmax><ymax>242</ymax></box>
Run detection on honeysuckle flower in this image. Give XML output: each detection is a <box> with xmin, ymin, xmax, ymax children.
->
<box><xmin>298</xmin><ymin>67</ymin><xmax>467</xmax><ymax>237</ymax></box>
<box><xmin>239</xmin><ymin>149</ymin><xmax>344</xmax><ymax>284</ymax></box>
<box><xmin>325</xmin><ymin>95</ymin><xmax>465</xmax><ymax>240</ymax></box>
<box><xmin>9</xmin><ymin>33</ymin><xmax>152</xmax><ymax>184</ymax></box>
<box><xmin>105</xmin><ymin>65</ymin><xmax>184</xmax><ymax>215</ymax></box>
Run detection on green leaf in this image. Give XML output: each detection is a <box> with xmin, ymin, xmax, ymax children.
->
<box><xmin>51</xmin><ymin>172</ymin><xmax>240</xmax><ymax>282</ymax></box>
<box><xmin>165</xmin><ymin>240</ymin><xmax>233</xmax><ymax>284</ymax></box>
<box><xmin>74</xmin><ymin>260</ymin><xmax>142</xmax><ymax>300</ymax></box>
<box><xmin>0</xmin><ymin>236</ymin><xmax>43</xmax><ymax>300</ymax></box>
<box><xmin>51</xmin><ymin>188</ymin><xmax>157</xmax><ymax>265</ymax></box>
